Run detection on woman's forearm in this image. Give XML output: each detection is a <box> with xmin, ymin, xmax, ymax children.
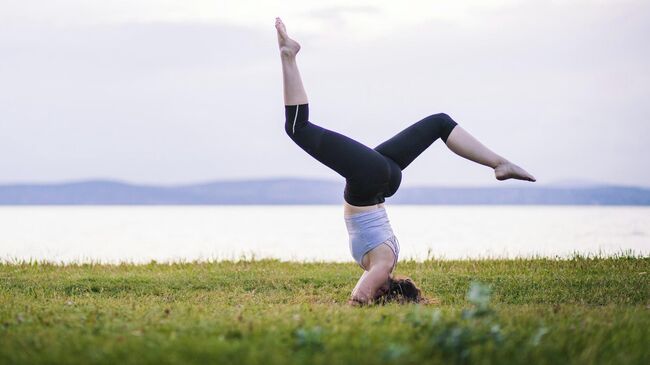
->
<box><xmin>350</xmin><ymin>265</ymin><xmax>391</xmax><ymax>303</ymax></box>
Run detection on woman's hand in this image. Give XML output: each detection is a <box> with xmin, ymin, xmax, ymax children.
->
<box><xmin>347</xmin><ymin>298</ymin><xmax>363</xmax><ymax>306</ymax></box>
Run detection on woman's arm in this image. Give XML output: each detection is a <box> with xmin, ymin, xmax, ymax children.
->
<box><xmin>349</xmin><ymin>263</ymin><xmax>392</xmax><ymax>304</ymax></box>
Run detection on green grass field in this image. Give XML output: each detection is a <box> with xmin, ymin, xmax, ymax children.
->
<box><xmin>1</xmin><ymin>256</ymin><xmax>648</xmax><ymax>365</ymax></box>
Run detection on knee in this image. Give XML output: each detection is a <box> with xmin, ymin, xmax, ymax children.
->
<box><xmin>284</xmin><ymin>104</ymin><xmax>309</xmax><ymax>138</ymax></box>
<box><xmin>285</xmin><ymin>118</ymin><xmax>309</xmax><ymax>140</ymax></box>
<box><xmin>427</xmin><ymin>112</ymin><xmax>453</xmax><ymax>124</ymax></box>
<box><xmin>284</xmin><ymin>111</ymin><xmax>297</xmax><ymax>138</ymax></box>
<box><xmin>284</xmin><ymin>119</ymin><xmax>294</xmax><ymax>138</ymax></box>
<box><xmin>426</xmin><ymin>113</ymin><xmax>458</xmax><ymax>141</ymax></box>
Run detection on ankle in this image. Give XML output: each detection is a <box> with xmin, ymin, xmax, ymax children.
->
<box><xmin>280</xmin><ymin>49</ymin><xmax>297</xmax><ymax>60</ymax></box>
<box><xmin>492</xmin><ymin>158</ymin><xmax>508</xmax><ymax>169</ymax></box>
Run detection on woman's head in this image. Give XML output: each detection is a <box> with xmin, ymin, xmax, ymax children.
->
<box><xmin>377</xmin><ymin>274</ymin><xmax>422</xmax><ymax>304</ymax></box>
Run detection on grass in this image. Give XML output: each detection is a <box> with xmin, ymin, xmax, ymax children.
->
<box><xmin>1</xmin><ymin>256</ymin><xmax>648</xmax><ymax>365</ymax></box>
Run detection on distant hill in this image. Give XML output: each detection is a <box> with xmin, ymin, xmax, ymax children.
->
<box><xmin>0</xmin><ymin>178</ymin><xmax>649</xmax><ymax>205</ymax></box>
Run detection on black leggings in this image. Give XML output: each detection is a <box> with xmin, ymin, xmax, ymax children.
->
<box><xmin>285</xmin><ymin>103</ymin><xmax>457</xmax><ymax>206</ymax></box>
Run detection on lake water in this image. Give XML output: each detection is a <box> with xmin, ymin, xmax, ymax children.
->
<box><xmin>0</xmin><ymin>206</ymin><xmax>648</xmax><ymax>264</ymax></box>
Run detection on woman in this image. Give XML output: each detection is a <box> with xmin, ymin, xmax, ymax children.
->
<box><xmin>275</xmin><ymin>17</ymin><xmax>535</xmax><ymax>305</ymax></box>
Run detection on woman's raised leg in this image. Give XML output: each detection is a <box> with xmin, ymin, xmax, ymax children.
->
<box><xmin>276</xmin><ymin>17</ymin><xmax>307</xmax><ymax>105</ymax></box>
<box><xmin>276</xmin><ymin>17</ymin><xmax>389</xmax><ymax>185</ymax></box>
<box><xmin>375</xmin><ymin>113</ymin><xmax>536</xmax><ymax>181</ymax></box>
<box><xmin>445</xmin><ymin>126</ymin><xmax>536</xmax><ymax>181</ymax></box>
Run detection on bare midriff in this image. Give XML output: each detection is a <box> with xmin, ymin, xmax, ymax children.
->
<box><xmin>343</xmin><ymin>201</ymin><xmax>396</xmax><ymax>273</ymax></box>
<box><xmin>343</xmin><ymin>201</ymin><xmax>385</xmax><ymax>217</ymax></box>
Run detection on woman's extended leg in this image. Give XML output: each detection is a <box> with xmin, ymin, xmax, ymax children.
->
<box><xmin>446</xmin><ymin>126</ymin><xmax>535</xmax><ymax>181</ymax></box>
<box><xmin>276</xmin><ymin>17</ymin><xmax>390</xmax><ymax>194</ymax></box>
<box><xmin>276</xmin><ymin>17</ymin><xmax>308</xmax><ymax>105</ymax></box>
<box><xmin>375</xmin><ymin>113</ymin><xmax>535</xmax><ymax>181</ymax></box>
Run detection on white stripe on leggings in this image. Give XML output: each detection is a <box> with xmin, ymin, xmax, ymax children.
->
<box><xmin>292</xmin><ymin>104</ymin><xmax>299</xmax><ymax>135</ymax></box>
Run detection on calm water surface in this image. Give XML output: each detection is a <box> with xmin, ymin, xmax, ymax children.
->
<box><xmin>1</xmin><ymin>206</ymin><xmax>648</xmax><ymax>264</ymax></box>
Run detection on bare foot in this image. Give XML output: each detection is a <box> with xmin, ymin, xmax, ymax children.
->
<box><xmin>495</xmin><ymin>161</ymin><xmax>536</xmax><ymax>182</ymax></box>
<box><xmin>275</xmin><ymin>17</ymin><xmax>301</xmax><ymax>58</ymax></box>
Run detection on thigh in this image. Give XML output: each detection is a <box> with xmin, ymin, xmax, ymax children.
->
<box><xmin>318</xmin><ymin>126</ymin><xmax>389</xmax><ymax>182</ymax></box>
<box><xmin>374</xmin><ymin>113</ymin><xmax>454</xmax><ymax>170</ymax></box>
<box><xmin>373</xmin><ymin>117</ymin><xmax>432</xmax><ymax>170</ymax></box>
<box><xmin>293</xmin><ymin>119</ymin><xmax>389</xmax><ymax>182</ymax></box>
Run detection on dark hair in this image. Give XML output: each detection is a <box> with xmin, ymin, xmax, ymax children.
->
<box><xmin>378</xmin><ymin>275</ymin><xmax>422</xmax><ymax>304</ymax></box>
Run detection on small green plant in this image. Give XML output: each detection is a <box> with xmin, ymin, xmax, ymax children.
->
<box><xmin>463</xmin><ymin>281</ymin><xmax>493</xmax><ymax>317</ymax></box>
<box><xmin>381</xmin><ymin>343</ymin><xmax>408</xmax><ymax>361</ymax></box>
<box><xmin>407</xmin><ymin>281</ymin><xmax>556</xmax><ymax>364</ymax></box>
<box><xmin>293</xmin><ymin>326</ymin><xmax>324</xmax><ymax>352</ymax></box>
<box><xmin>529</xmin><ymin>326</ymin><xmax>549</xmax><ymax>347</ymax></box>
<box><xmin>405</xmin><ymin>282</ymin><xmax>502</xmax><ymax>364</ymax></box>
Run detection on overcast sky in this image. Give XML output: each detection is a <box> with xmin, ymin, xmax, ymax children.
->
<box><xmin>1</xmin><ymin>0</ymin><xmax>648</xmax><ymax>187</ymax></box>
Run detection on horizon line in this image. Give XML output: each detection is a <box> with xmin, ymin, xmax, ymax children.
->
<box><xmin>0</xmin><ymin>177</ymin><xmax>648</xmax><ymax>190</ymax></box>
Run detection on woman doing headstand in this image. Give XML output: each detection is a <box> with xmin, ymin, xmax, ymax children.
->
<box><xmin>275</xmin><ymin>17</ymin><xmax>536</xmax><ymax>305</ymax></box>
